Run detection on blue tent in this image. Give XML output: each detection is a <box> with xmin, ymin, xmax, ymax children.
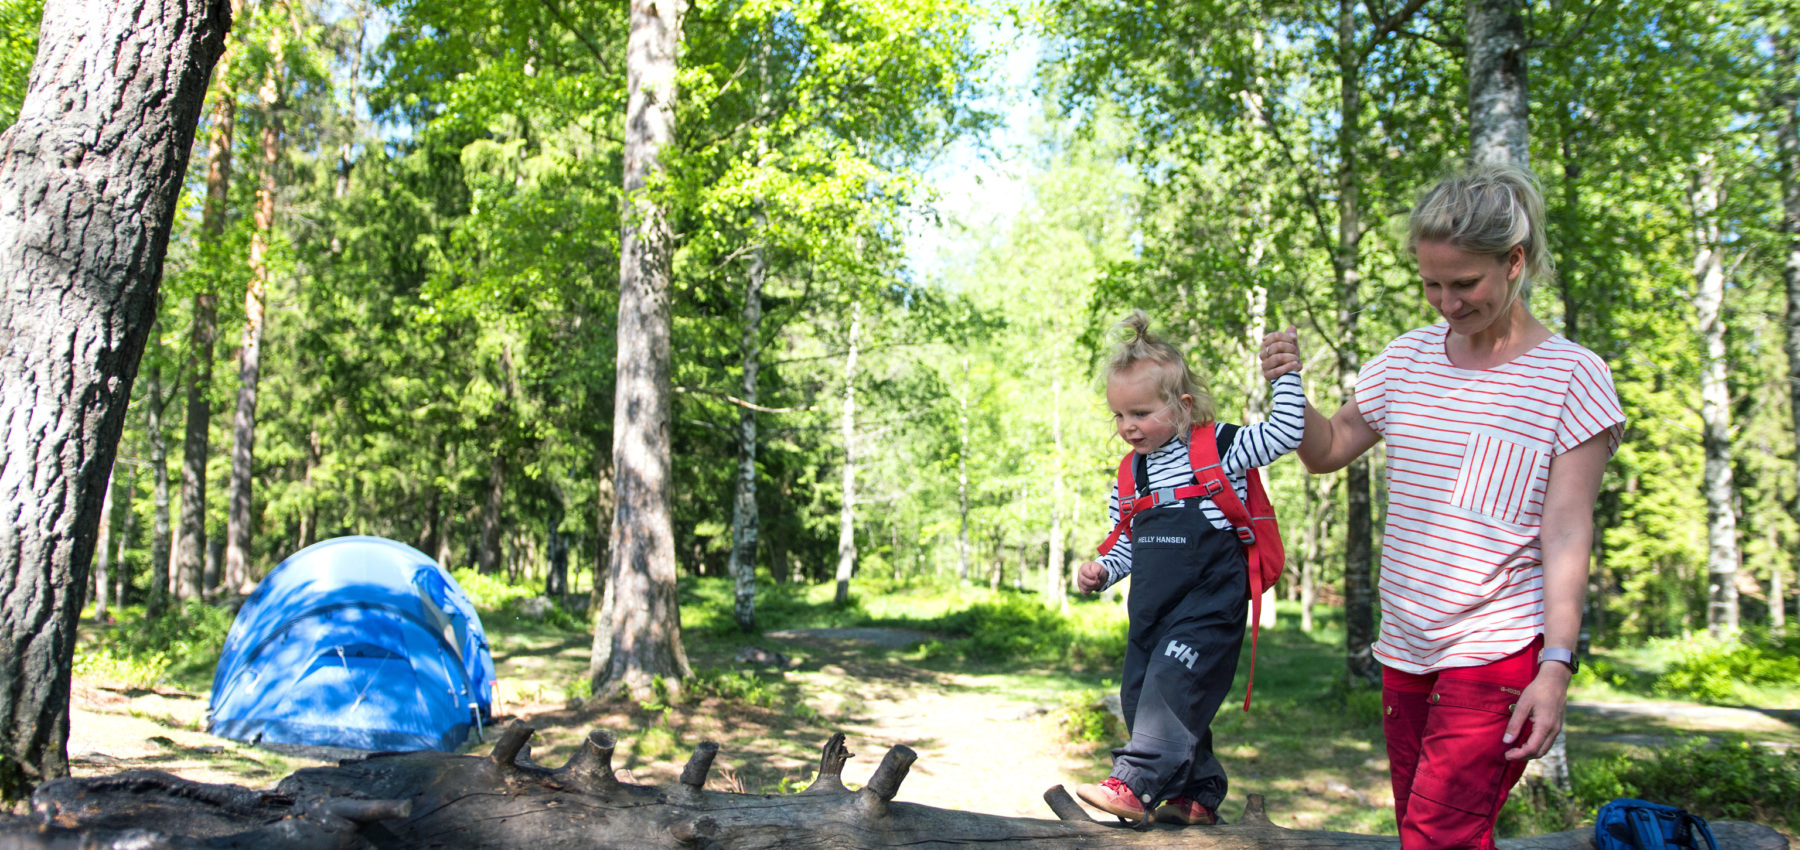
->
<box><xmin>209</xmin><ymin>536</ymin><xmax>496</xmax><ymax>752</ymax></box>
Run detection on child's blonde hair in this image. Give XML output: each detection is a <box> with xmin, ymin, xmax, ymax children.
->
<box><xmin>1102</xmin><ymin>310</ymin><xmax>1217</xmax><ymax>429</ymax></box>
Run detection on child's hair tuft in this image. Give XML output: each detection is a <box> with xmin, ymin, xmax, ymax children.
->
<box><xmin>1103</xmin><ymin>310</ymin><xmax>1216</xmax><ymax>429</ymax></box>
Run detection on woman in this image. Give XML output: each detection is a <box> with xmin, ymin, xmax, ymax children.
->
<box><xmin>1260</xmin><ymin>164</ymin><xmax>1624</xmax><ymax>849</ymax></box>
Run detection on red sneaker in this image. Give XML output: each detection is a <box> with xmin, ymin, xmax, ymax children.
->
<box><xmin>1076</xmin><ymin>777</ymin><xmax>1148</xmax><ymax>822</ymax></box>
<box><xmin>1153</xmin><ymin>795</ymin><xmax>1220</xmax><ymax>825</ymax></box>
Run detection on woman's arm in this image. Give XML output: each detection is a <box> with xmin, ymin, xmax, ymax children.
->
<box><xmin>1259</xmin><ymin>327</ymin><xmax>1379</xmax><ymax>474</ymax></box>
<box><xmin>1503</xmin><ymin>430</ymin><xmax>1610</xmax><ymax>760</ymax></box>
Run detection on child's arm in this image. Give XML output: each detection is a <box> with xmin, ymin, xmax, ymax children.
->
<box><xmin>1220</xmin><ymin>372</ymin><xmax>1305</xmax><ymax>475</ymax></box>
<box><xmin>1079</xmin><ymin>485</ymin><xmax>1133</xmax><ymax>593</ymax></box>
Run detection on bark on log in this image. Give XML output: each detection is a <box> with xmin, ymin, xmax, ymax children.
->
<box><xmin>0</xmin><ymin>726</ymin><xmax>1786</xmax><ymax>850</ymax></box>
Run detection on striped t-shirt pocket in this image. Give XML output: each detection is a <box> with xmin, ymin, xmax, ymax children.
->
<box><xmin>1450</xmin><ymin>431</ymin><xmax>1544</xmax><ymax>525</ymax></box>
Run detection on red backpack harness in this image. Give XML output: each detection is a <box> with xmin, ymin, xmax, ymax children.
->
<box><xmin>1096</xmin><ymin>422</ymin><xmax>1285</xmax><ymax>711</ymax></box>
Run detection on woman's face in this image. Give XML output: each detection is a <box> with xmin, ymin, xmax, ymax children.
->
<box><xmin>1417</xmin><ymin>240</ymin><xmax>1523</xmax><ymax>337</ymax></box>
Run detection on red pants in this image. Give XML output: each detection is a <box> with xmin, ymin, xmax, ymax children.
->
<box><xmin>1382</xmin><ymin>637</ymin><xmax>1540</xmax><ymax>850</ymax></box>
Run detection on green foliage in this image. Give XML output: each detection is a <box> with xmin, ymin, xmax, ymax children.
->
<box><xmin>75</xmin><ymin>603</ymin><xmax>236</xmax><ymax>690</ymax></box>
<box><xmin>451</xmin><ymin>569</ymin><xmax>582</xmax><ymax>630</ymax></box>
<box><xmin>1575</xmin><ymin>738</ymin><xmax>1800</xmax><ymax>833</ymax></box>
<box><xmin>1055</xmin><ymin>688</ymin><xmax>1124</xmax><ymax>744</ymax></box>
<box><xmin>919</xmin><ymin>594</ymin><xmax>1127</xmax><ymax>669</ymax></box>
<box><xmin>0</xmin><ymin>0</ymin><xmax>40</xmax><ymax>132</ymax></box>
<box><xmin>1651</xmin><ymin>634</ymin><xmax>1800</xmax><ymax>704</ymax></box>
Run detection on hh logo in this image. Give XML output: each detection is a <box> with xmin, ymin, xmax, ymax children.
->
<box><xmin>1164</xmin><ymin>640</ymin><xmax>1198</xmax><ymax>669</ymax></box>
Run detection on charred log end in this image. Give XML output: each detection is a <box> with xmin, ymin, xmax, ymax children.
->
<box><xmin>1042</xmin><ymin>785</ymin><xmax>1094</xmax><ymax>823</ymax></box>
<box><xmin>816</xmin><ymin>733</ymin><xmax>852</xmax><ymax>778</ymax></box>
<box><xmin>680</xmin><ymin>741</ymin><xmax>721</xmax><ymax>790</ymax></box>
<box><xmin>800</xmin><ymin>733</ymin><xmax>854</xmax><ymax>795</ymax></box>
<box><xmin>668</xmin><ymin>814</ymin><xmax>719</xmax><ymax>846</ymax></box>
<box><xmin>864</xmin><ymin>745</ymin><xmax>916</xmax><ymax>804</ymax></box>
<box><xmin>557</xmin><ymin>730</ymin><xmax>621</xmax><ymax>792</ymax></box>
<box><xmin>1239</xmin><ymin>793</ymin><xmax>1274</xmax><ymax>826</ymax></box>
<box><xmin>490</xmin><ymin>721</ymin><xmax>536</xmax><ymax>769</ymax></box>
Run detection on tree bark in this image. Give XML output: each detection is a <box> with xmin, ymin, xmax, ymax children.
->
<box><xmin>92</xmin><ymin>464</ymin><xmax>118</xmax><ymax>622</ymax></box>
<box><xmin>834</xmin><ymin>306</ymin><xmax>861</xmax><ymax>606</ymax></box>
<box><xmin>1046</xmin><ymin>369</ymin><xmax>1067</xmax><ymax>614</ymax></box>
<box><xmin>1466</xmin><ymin>0</ymin><xmax>1529</xmax><ymax>168</ymax></box>
<box><xmin>176</xmin><ymin>23</ymin><xmax>238</xmax><ymax>602</ymax></box>
<box><xmin>596</xmin><ymin>0</ymin><xmax>690</xmax><ymax>700</ymax></box>
<box><xmin>957</xmin><ymin>354</ymin><xmax>972</xmax><ymax>584</ymax></box>
<box><xmin>1691</xmin><ymin>152</ymin><xmax>1739</xmax><ymax>638</ymax></box>
<box><xmin>728</xmin><ymin>203</ymin><xmax>766</xmax><ymax>632</ymax></box>
<box><xmin>480</xmin><ymin>447</ymin><xmax>505</xmax><ymax>574</ymax></box>
<box><xmin>1778</xmin><ymin>29</ymin><xmax>1798</xmax><ymax>639</ymax></box>
<box><xmin>145</xmin><ymin>343</ymin><xmax>172</xmax><ymax>616</ymax></box>
<box><xmin>225</xmin><ymin>61</ymin><xmax>280</xmax><ymax>595</ymax></box>
<box><xmin>5</xmin><ymin>728</ymin><xmax>1789</xmax><ymax>849</ymax></box>
<box><xmin>0</xmin><ymin>0</ymin><xmax>230</xmax><ymax>800</ymax></box>
<box><xmin>1336</xmin><ymin>0</ymin><xmax>1377</xmax><ymax>688</ymax></box>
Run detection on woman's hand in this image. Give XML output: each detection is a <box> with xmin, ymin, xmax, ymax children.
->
<box><xmin>1076</xmin><ymin>561</ymin><xmax>1108</xmax><ymax>593</ymax></box>
<box><xmin>1503</xmin><ymin>662</ymin><xmax>1573</xmax><ymax>760</ymax></box>
<box><xmin>1260</xmin><ymin>326</ymin><xmax>1303</xmax><ymax>380</ymax></box>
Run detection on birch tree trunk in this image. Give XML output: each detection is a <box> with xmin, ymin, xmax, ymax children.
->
<box><xmin>1778</xmin><ymin>30</ymin><xmax>1798</xmax><ymax>639</ymax></box>
<box><xmin>225</xmin><ymin>62</ymin><xmax>280</xmax><ymax>594</ymax></box>
<box><xmin>595</xmin><ymin>0</ymin><xmax>690</xmax><ymax>700</ymax></box>
<box><xmin>1466</xmin><ymin>0</ymin><xmax>1529</xmax><ymax>168</ymax></box>
<box><xmin>0</xmin><ymin>0</ymin><xmax>230</xmax><ymax>800</ymax></box>
<box><xmin>1046</xmin><ymin>369</ymin><xmax>1067</xmax><ymax>614</ymax></box>
<box><xmin>834</xmin><ymin>307</ymin><xmax>861</xmax><ymax>607</ymax></box>
<box><xmin>728</xmin><ymin>206</ymin><xmax>765</xmax><ymax>632</ymax></box>
<box><xmin>1691</xmin><ymin>152</ymin><xmax>1740</xmax><ymax>638</ymax></box>
<box><xmin>1336</xmin><ymin>0</ymin><xmax>1378</xmax><ymax>687</ymax></box>
<box><xmin>957</xmin><ymin>354</ymin><xmax>972</xmax><ymax>583</ymax></box>
<box><xmin>93</xmin><ymin>464</ymin><xmax>117</xmax><ymax>621</ymax></box>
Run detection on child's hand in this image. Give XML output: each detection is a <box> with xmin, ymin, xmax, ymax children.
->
<box><xmin>1076</xmin><ymin>561</ymin><xmax>1108</xmax><ymax>594</ymax></box>
<box><xmin>1260</xmin><ymin>326</ymin><xmax>1303</xmax><ymax>380</ymax></box>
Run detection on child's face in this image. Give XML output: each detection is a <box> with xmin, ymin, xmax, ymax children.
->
<box><xmin>1107</xmin><ymin>363</ymin><xmax>1190</xmax><ymax>455</ymax></box>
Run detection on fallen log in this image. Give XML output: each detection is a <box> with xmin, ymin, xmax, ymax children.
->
<box><xmin>0</xmin><ymin>724</ymin><xmax>1786</xmax><ymax>849</ymax></box>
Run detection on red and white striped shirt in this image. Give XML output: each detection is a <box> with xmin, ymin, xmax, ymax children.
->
<box><xmin>1357</xmin><ymin>324</ymin><xmax>1624</xmax><ymax>674</ymax></box>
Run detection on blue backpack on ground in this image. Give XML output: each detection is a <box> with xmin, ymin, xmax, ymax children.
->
<box><xmin>1594</xmin><ymin>798</ymin><xmax>1718</xmax><ymax>850</ymax></box>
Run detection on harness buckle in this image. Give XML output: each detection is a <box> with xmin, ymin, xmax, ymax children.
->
<box><xmin>1202</xmin><ymin>479</ymin><xmax>1225</xmax><ymax>498</ymax></box>
<box><xmin>1152</xmin><ymin>487</ymin><xmax>1179</xmax><ymax>506</ymax></box>
<box><xmin>1235</xmin><ymin>526</ymin><xmax>1256</xmax><ymax>545</ymax></box>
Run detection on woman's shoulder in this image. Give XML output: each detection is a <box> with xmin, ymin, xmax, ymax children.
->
<box><xmin>1371</xmin><ymin>324</ymin><xmax>1448</xmax><ymax>364</ymax></box>
<box><xmin>1527</xmin><ymin>334</ymin><xmax>1616</xmax><ymax>378</ymax></box>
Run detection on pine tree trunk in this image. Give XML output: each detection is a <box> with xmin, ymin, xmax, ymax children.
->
<box><xmin>176</xmin><ymin>26</ymin><xmax>237</xmax><ymax>602</ymax></box>
<box><xmin>1466</xmin><ymin>0</ymin><xmax>1529</xmax><ymax>168</ymax></box>
<box><xmin>1692</xmin><ymin>152</ymin><xmax>1740</xmax><ymax>638</ymax></box>
<box><xmin>834</xmin><ymin>307</ymin><xmax>861</xmax><ymax>607</ymax></box>
<box><xmin>146</xmin><ymin>348</ymin><xmax>172</xmax><ymax>616</ymax></box>
<box><xmin>1777</xmin><ymin>30</ymin><xmax>1799</xmax><ymax>639</ymax></box>
<box><xmin>0</xmin><ymin>0</ymin><xmax>230</xmax><ymax>801</ymax></box>
<box><xmin>728</xmin><ymin>204</ymin><xmax>765</xmax><ymax>632</ymax></box>
<box><xmin>225</xmin><ymin>65</ymin><xmax>279</xmax><ymax>594</ymax></box>
<box><xmin>595</xmin><ymin>0</ymin><xmax>690</xmax><ymax>700</ymax></box>
<box><xmin>481</xmin><ymin>449</ymin><xmax>505</xmax><ymax>574</ymax></box>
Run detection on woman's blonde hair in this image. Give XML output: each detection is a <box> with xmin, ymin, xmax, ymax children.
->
<box><xmin>1407</xmin><ymin>163</ymin><xmax>1554</xmax><ymax>306</ymax></box>
<box><xmin>1102</xmin><ymin>310</ymin><xmax>1216</xmax><ymax>429</ymax></box>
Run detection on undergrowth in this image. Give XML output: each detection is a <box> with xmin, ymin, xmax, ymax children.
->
<box><xmin>75</xmin><ymin>602</ymin><xmax>234</xmax><ymax>689</ymax></box>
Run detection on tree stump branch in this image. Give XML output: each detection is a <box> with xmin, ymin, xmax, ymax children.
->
<box><xmin>0</xmin><ymin>730</ymin><xmax>1786</xmax><ymax>849</ymax></box>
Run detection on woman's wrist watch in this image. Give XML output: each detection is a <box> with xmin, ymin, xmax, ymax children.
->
<box><xmin>1538</xmin><ymin>646</ymin><xmax>1578</xmax><ymax>674</ymax></box>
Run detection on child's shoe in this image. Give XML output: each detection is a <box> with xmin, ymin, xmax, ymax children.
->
<box><xmin>1152</xmin><ymin>795</ymin><xmax>1220</xmax><ymax>825</ymax></box>
<box><xmin>1075</xmin><ymin>777</ymin><xmax>1147</xmax><ymax>822</ymax></box>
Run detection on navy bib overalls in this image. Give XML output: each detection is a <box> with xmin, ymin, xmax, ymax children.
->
<box><xmin>1110</xmin><ymin>446</ymin><xmax>1249</xmax><ymax>810</ymax></box>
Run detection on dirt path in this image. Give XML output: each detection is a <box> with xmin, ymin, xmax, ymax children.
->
<box><xmin>765</xmin><ymin>629</ymin><xmax>1104</xmax><ymax>818</ymax></box>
